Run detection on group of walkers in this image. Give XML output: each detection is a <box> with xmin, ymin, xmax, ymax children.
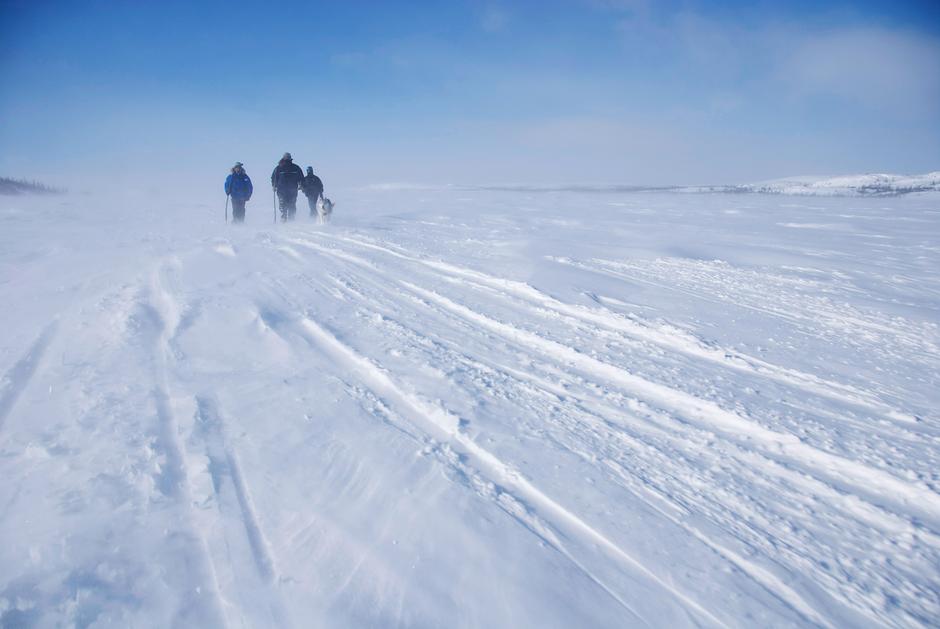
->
<box><xmin>223</xmin><ymin>152</ymin><xmax>325</xmax><ymax>223</ymax></box>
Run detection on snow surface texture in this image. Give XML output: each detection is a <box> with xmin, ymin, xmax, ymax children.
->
<box><xmin>1</xmin><ymin>188</ymin><xmax>938</xmax><ymax>627</ymax></box>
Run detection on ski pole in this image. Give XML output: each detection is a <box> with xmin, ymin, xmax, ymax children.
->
<box><xmin>225</xmin><ymin>193</ymin><xmax>229</xmax><ymax>224</ymax></box>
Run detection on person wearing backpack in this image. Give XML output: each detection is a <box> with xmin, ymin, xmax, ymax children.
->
<box><xmin>270</xmin><ymin>152</ymin><xmax>304</xmax><ymax>221</ymax></box>
<box><xmin>224</xmin><ymin>162</ymin><xmax>253</xmax><ymax>223</ymax></box>
<box><xmin>301</xmin><ymin>166</ymin><xmax>324</xmax><ymax>218</ymax></box>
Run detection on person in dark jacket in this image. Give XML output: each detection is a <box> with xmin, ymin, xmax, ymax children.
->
<box><xmin>270</xmin><ymin>152</ymin><xmax>304</xmax><ymax>221</ymax></box>
<box><xmin>224</xmin><ymin>162</ymin><xmax>253</xmax><ymax>223</ymax></box>
<box><xmin>301</xmin><ymin>166</ymin><xmax>324</xmax><ymax>217</ymax></box>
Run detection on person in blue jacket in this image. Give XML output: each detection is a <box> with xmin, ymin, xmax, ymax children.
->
<box><xmin>224</xmin><ymin>162</ymin><xmax>253</xmax><ymax>223</ymax></box>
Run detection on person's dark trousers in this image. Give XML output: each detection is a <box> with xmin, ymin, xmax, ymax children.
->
<box><xmin>232</xmin><ymin>198</ymin><xmax>246</xmax><ymax>223</ymax></box>
<box><xmin>306</xmin><ymin>195</ymin><xmax>317</xmax><ymax>217</ymax></box>
<box><xmin>278</xmin><ymin>192</ymin><xmax>298</xmax><ymax>221</ymax></box>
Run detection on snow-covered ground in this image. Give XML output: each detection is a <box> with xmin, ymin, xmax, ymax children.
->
<box><xmin>1</xmin><ymin>187</ymin><xmax>938</xmax><ymax>627</ymax></box>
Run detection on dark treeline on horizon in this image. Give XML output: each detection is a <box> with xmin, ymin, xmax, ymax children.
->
<box><xmin>0</xmin><ymin>177</ymin><xmax>64</xmax><ymax>195</ymax></box>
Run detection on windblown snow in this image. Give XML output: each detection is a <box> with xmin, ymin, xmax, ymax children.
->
<box><xmin>1</xmin><ymin>187</ymin><xmax>938</xmax><ymax>627</ymax></box>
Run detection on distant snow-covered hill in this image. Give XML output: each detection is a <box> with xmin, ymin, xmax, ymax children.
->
<box><xmin>716</xmin><ymin>172</ymin><xmax>940</xmax><ymax>196</ymax></box>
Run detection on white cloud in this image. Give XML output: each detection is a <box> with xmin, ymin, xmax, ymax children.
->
<box><xmin>481</xmin><ymin>6</ymin><xmax>509</xmax><ymax>33</ymax></box>
<box><xmin>609</xmin><ymin>8</ymin><xmax>940</xmax><ymax>118</ymax></box>
<box><xmin>780</xmin><ymin>27</ymin><xmax>940</xmax><ymax>115</ymax></box>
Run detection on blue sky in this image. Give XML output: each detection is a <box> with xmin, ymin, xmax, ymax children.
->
<box><xmin>1</xmin><ymin>0</ymin><xmax>938</xmax><ymax>189</ymax></box>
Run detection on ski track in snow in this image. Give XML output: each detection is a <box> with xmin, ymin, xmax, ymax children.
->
<box><xmin>195</xmin><ymin>397</ymin><xmax>279</xmax><ymax>584</ymax></box>
<box><xmin>318</xmin><ymin>234</ymin><xmax>939</xmax><ymax>450</ymax></box>
<box><xmin>193</xmin><ymin>396</ymin><xmax>292</xmax><ymax>628</ymax></box>
<box><xmin>279</xmin><ymin>228</ymin><xmax>940</xmax><ymax>626</ymax></box>
<box><xmin>312</xmin><ymin>233</ymin><xmax>921</xmax><ymax>425</ymax></box>
<box><xmin>0</xmin><ymin>321</ymin><xmax>57</xmax><ymax>432</ymax></box>
<box><xmin>146</xmin><ymin>259</ymin><xmax>230</xmax><ymax>627</ymax></box>
<box><xmin>291</xmin><ymin>232</ymin><xmax>939</xmax><ymax>515</ymax></box>
<box><xmin>400</xmin><ymin>280</ymin><xmax>940</xmax><ymax>522</ymax></box>
<box><xmin>148</xmin><ymin>257</ymin><xmax>290</xmax><ymax>628</ymax></box>
<box><xmin>3</xmin><ymin>190</ymin><xmax>939</xmax><ymax>627</ymax></box>
<box><xmin>556</xmin><ymin>256</ymin><xmax>940</xmax><ymax>374</ymax></box>
<box><xmin>258</xmin><ymin>302</ymin><xmax>722</xmax><ymax>628</ymax></box>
